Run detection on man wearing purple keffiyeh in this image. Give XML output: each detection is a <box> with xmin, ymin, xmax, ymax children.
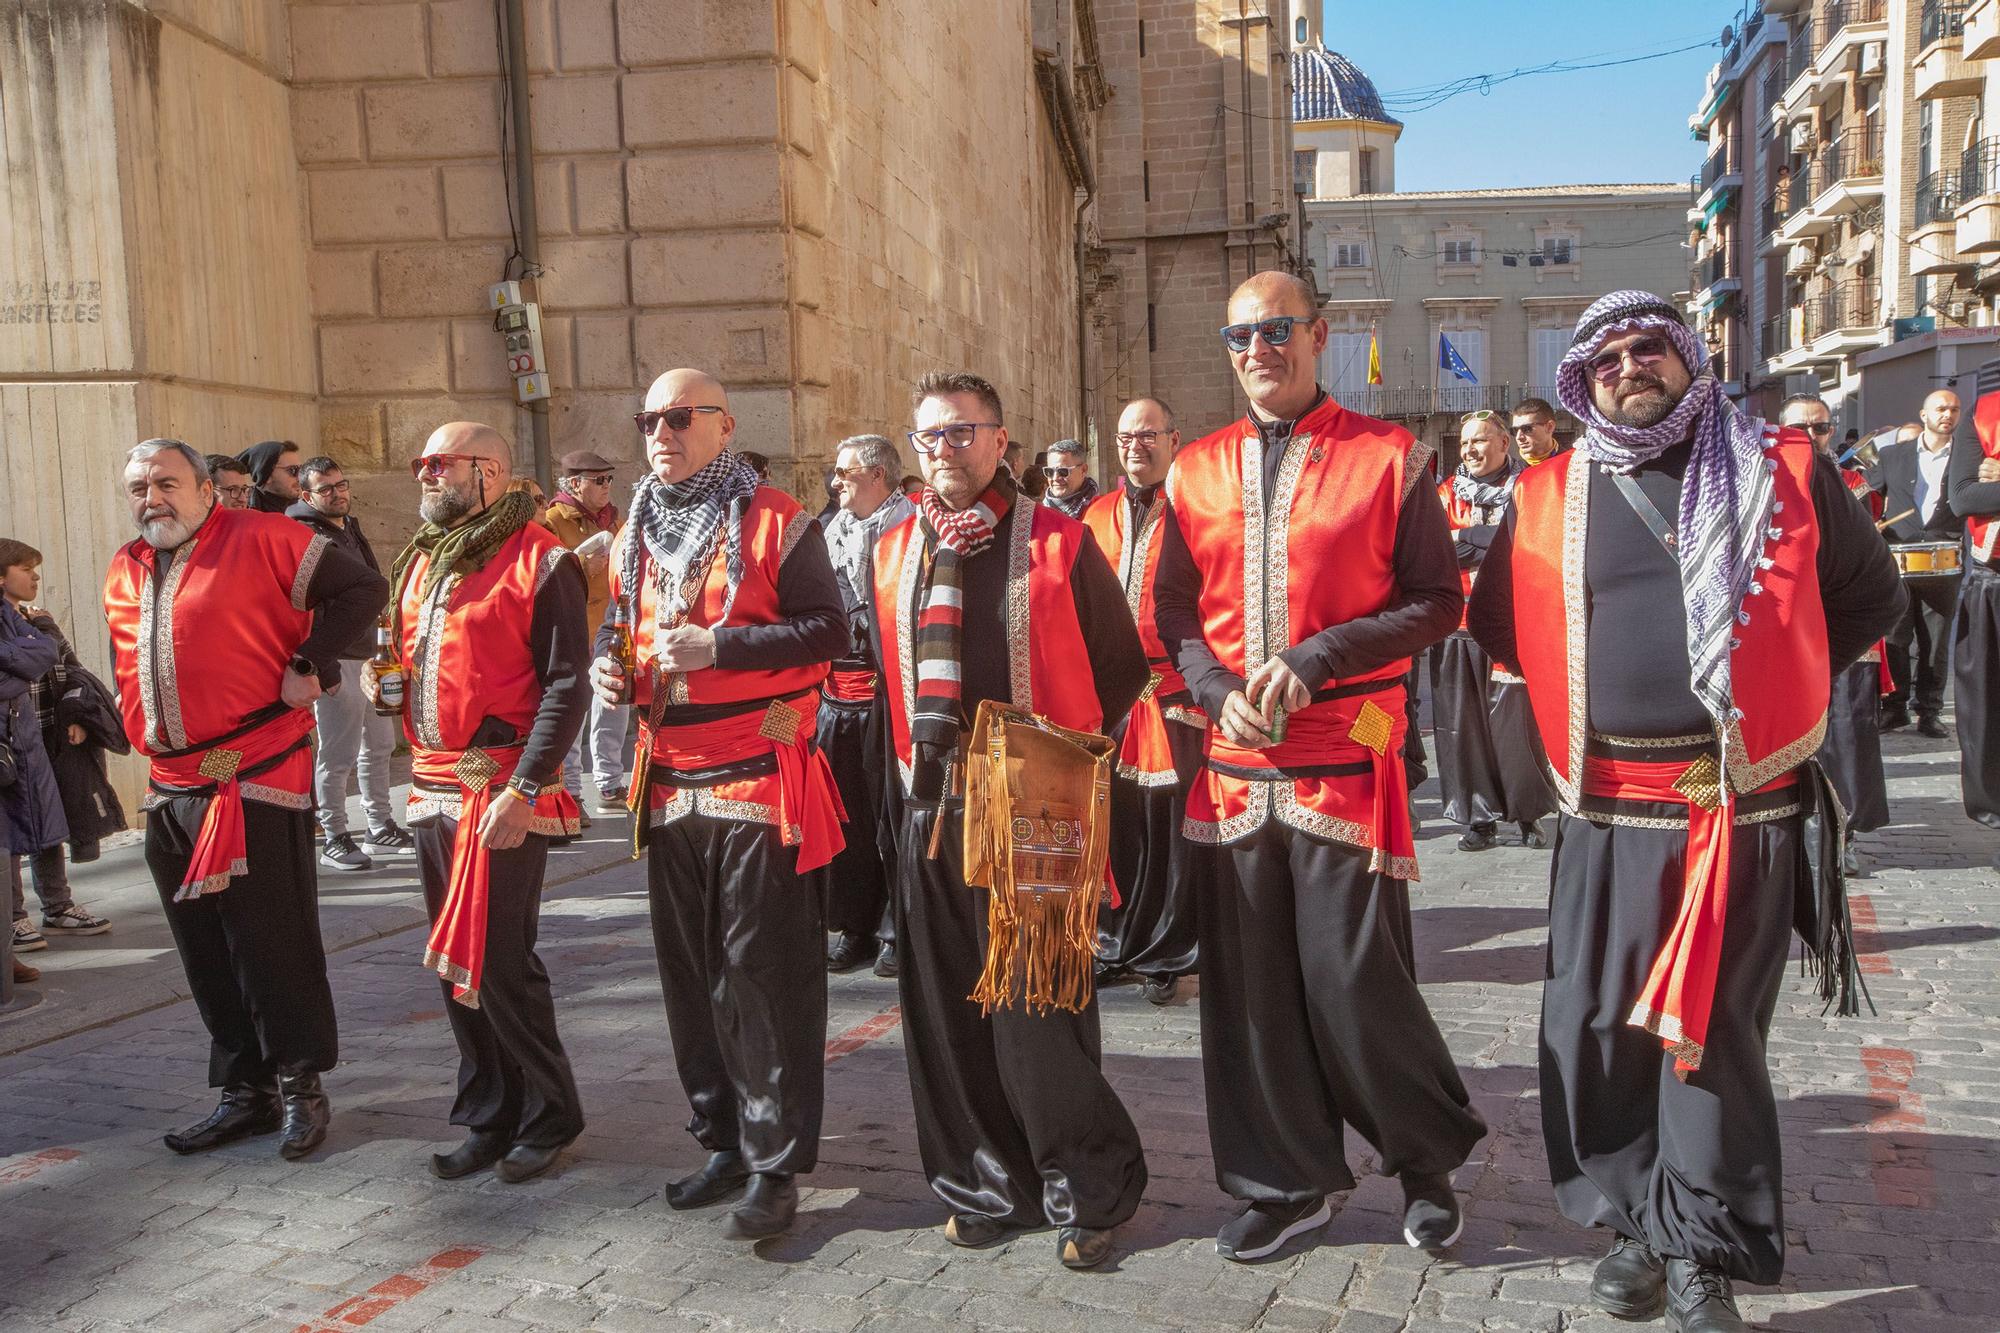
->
<box><xmin>1469</xmin><ymin>291</ymin><xmax>1904</xmax><ymax>1332</ymax></box>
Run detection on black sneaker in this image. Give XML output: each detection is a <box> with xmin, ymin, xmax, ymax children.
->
<box><xmin>1400</xmin><ymin>1171</ymin><xmax>1462</xmax><ymax>1249</ymax></box>
<box><xmin>1917</xmin><ymin>714</ymin><xmax>1949</xmax><ymax>740</ymax></box>
<box><xmin>1214</xmin><ymin>1197</ymin><xmax>1331</xmax><ymax>1262</ymax></box>
<box><xmin>1457</xmin><ymin>823</ymin><xmax>1499</xmax><ymax>852</ymax></box>
<box><xmin>319</xmin><ymin>834</ymin><xmax>373</xmax><ymax>873</ymax></box>
<box><xmin>1664</xmin><ymin>1257</ymin><xmax>1746</xmax><ymax>1332</ymax></box>
<box><xmin>1879</xmin><ymin>705</ymin><xmax>1911</xmax><ymax>732</ymax></box>
<box><xmin>360</xmin><ymin>824</ymin><xmax>416</xmax><ymax>856</ymax></box>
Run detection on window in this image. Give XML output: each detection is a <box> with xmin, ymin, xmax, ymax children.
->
<box><xmin>1294</xmin><ymin>150</ymin><xmax>1318</xmax><ymax>197</ymax></box>
<box><xmin>1139</xmin><ymin>18</ymin><xmax>1146</xmax><ymax>57</ymax></box>
<box><xmin>1531</xmin><ymin>328</ymin><xmax>1568</xmax><ymax>395</ymax></box>
<box><xmin>1332</xmin><ymin>242</ymin><xmax>1368</xmax><ymax>268</ymax></box>
<box><xmin>1442</xmin><ymin>240</ymin><xmax>1477</xmax><ymax>264</ymax></box>
<box><xmin>1324</xmin><ymin>331</ymin><xmax>1378</xmax><ymax>409</ymax></box>
<box><xmin>1359</xmin><ymin>148</ymin><xmax>1377</xmax><ymax>195</ymax></box>
<box><xmin>1541</xmin><ymin>237</ymin><xmax>1574</xmax><ymax>266</ymax></box>
<box><xmin>1143</xmin><ymin>160</ymin><xmax>1150</xmax><ymax>202</ymax></box>
<box><xmin>1436</xmin><ymin>327</ymin><xmax>1486</xmax><ymax>410</ymax></box>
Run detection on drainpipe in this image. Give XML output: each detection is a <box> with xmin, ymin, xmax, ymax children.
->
<box><xmin>503</xmin><ymin>0</ymin><xmax>552</xmax><ymax>489</ymax></box>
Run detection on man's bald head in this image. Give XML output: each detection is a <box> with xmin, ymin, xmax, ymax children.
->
<box><xmin>1921</xmin><ymin>388</ymin><xmax>1961</xmax><ymax>448</ymax></box>
<box><xmin>640</xmin><ymin>368</ymin><xmax>737</xmax><ymax>483</ymax></box>
<box><xmin>422</xmin><ymin>421</ymin><xmax>514</xmax><ymax>477</ymax></box>
<box><xmin>645</xmin><ymin>368</ymin><xmax>730</xmax><ymax>412</ymax></box>
<box><xmin>417</xmin><ymin>421</ymin><xmax>514</xmax><ymax>528</ymax></box>
<box><xmin>1227</xmin><ymin>270</ymin><xmax>1319</xmax><ymax>323</ymax></box>
<box><xmin>1223</xmin><ymin>269</ymin><xmax>1327</xmax><ymax>422</ymax></box>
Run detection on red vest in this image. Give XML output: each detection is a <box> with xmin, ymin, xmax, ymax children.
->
<box><xmin>397</xmin><ymin>521</ymin><xmax>580</xmax><ymax>837</ymax></box>
<box><xmin>1084</xmin><ymin>486</ymin><xmax>1188</xmax><ymax>784</ymax></box>
<box><xmin>874</xmin><ymin>503</ymin><xmax>1098</xmax><ymax>794</ymax></box>
<box><xmin>1970</xmin><ymin>393</ymin><xmax>2000</xmax><ymax>564</ymax></box>
<box><xmin>1436</xmin><ymin>480</ymin><xmax>1506</xmax><ymax>630</ymax></box>
<box><xmin>1508</xmin><ymin>427</ymin><xmax>1830</xmax><ymax>809</ymax></box>
<box><xmin>103</xmin><ymin>505</ymin><xmax>323</xmax><ymax>805</ymax></box>
<box><xmin>1164</xmin><ymin>397</ymin><xmax>1430</xmax><ymax>869</ymax></box>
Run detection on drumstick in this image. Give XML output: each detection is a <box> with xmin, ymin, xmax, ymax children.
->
<box><xmin>1876</xmin><ymin>508</ymin><xmax>1915</xmax><ymax>532</ymax></box>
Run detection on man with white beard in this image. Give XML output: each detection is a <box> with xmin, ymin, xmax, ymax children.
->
<box><xmin>103</xmin><ymin>439</ymin><xmax>387</xmax><ymax>1158</ymax></box>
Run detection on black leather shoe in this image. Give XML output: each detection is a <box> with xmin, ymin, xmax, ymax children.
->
<box><xmin>1056</xmin><ymin>1225</ymin><xmax>1114</xmax><ymax>1269</ymax></box>
<box><xmin>667</xmin><ymin>1149</ymin><xmax>750</xmax><ymax>1209</ymax></box>
<box><xmin>826</xmin><ymin>931</ymin><xmax>873</xmax><ymax>972</ymax></box>
<box><xmin>1664</xmin><ymin>1257</ymin><xmax>1745</xmax><ymax>1331</ymax></box>
<box><xmin>429</xmin><ymin>1131</ymin><xmax>510</xmax><ymax>1180</ymax></box>
<box><xmin>277</xmin><ymin>1069</ymin><xmax>329</xmax><ymax>1160</ymax></box>
<box><xmin>873</xmin><ymin>941</ymin><xmax>899</xmax><ymax>978</ymax></box>
<box><xmin>1591</xmin><ymin>1234</ymin><xmax>1666</xmax><ymax>1319</ymax></box>
<box><xmin>1457</xmin><ymin>823</ymin><xmax>1499</xmax><ymax>852</ymax></box>
<box><xmin>1518</xmin><ymin>819</ymin><xmax>1548</xmax><ymax>849</ymax></box>
<box><xmin>1879</xmin><ymin>705</ymin><xmax>1911</xmax><ymax>731</ymax></box>
<box><xmin>944</xmin><ymin>1213</ymin><xmax>1014</xmax><ymax>1248</ymax></box>
<box><xmin>727</xmin><ymin>1172</ymin><xmax>798</xmax><ymax>1239</ymax></box>
<box><xmin>1917</xmin><ymin>714</ymin><xmax>1949</xmax><ymax>739</ymax></box>
<box><xmin>1142</xmin><ymin>975</ymin><xmax>1179</xmax><ymax>1006</ymax></box>
<box><xmin>496</xmin><ymin>1138</ymin><xmax>571</xmax><ymax>1183</ymax></box>
<box><xmin>164</xmin><ymin>1084</ymin><xmax>280</xmax><ymax>1155</ymax></box>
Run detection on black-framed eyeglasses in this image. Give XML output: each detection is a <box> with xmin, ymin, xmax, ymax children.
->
<box><xmin>635</xmin><ymin>405</ymin><xmax>724</xmax><ymax>435</ymax></box>
<box><xmin>907</xmin><ymin>423</ymin><xmax>999</xmax><ymax>456</ymax></box>
<box><xmin>306</xmin><ymin>480</ymin><xmax>351</xmax><ymax>497</ymax></box>
<box><xmin>568</xmin><ymin>472</ymin><xmax>613</xmax><ymax>486</ymax></box>
<box><xmin>1797</xmin><ymin>421</ymin><xmax>1834</xmax><ymax>436</ymax></box>
<box><xmin>217</xmin><ymin>484</ymin><xmax>253</xmax><ymax>501</ymax></box>
<box><xmin>1219</xmin><ymin>316</ymin><xmax>1302</xmax><ymax>353</ymax></box>
<box><xmin>1115</xmin><ymin>430</ymin><xmax>1167</xmax><ymax>447</ymax></box>
<box><xmin>1585</xmin><ymin>335</ymin><xmax>1671</xmax><ymax>385</ymax></box>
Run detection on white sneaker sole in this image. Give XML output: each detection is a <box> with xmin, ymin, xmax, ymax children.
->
<box><xmin>319</xmin><ymin>858</ymin><xmax>373</xmax><ymax>873</ymax></box>
<box><xmin>41</xmin><ymin>923</ymin><xmax>111</xmax><ymax>936</ymax></box>
<box><xmin>359</xmin><ymin>842</ymin><xmax>415</xmax><ymax>857</ymax></box>
<box><xmin>1404</xmin><ymin>1211</ymin><xmax>1465</xmax><ymax>1250</ymax></box>
<box><xmin>1218</xmin><ymin>1198</ymin><xmax>1332</xmax><ymax>1262</ymax></box>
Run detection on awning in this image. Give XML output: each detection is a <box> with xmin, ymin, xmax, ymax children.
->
<box><xmin>1701</xmin><ymin>186</ymin><xmax>1736</xmax><ymax>228</ymax></box>
<box><xmin>1696</xmin><ymin>286</ymin><xmax>1737</xmax><ymax>318</ymax></box>
<box><xmin>1692</xmin><ymin>78</ymin><xmax>1735</xmax><ymax>135</ymax></box>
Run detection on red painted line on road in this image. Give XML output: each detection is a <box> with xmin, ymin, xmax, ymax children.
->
<box><xmin>0</xmin><ymin>1147</ymin><xmax>80</xmax><ymax>1185</ymax></box>
<box><xmin>824</xmin><ymin>1003</ymin><xmax>901</xmax><ymax>1064</ymax></box>
<box><xmin>1859</xmin><ymin>1046</ymin><xmax>1933</xmax><ymax>1209</ymax></box>
<box><xmin>293</xmin><ymin>1247</ymin><xmax>482</xmax><ymax>1331</ymax></box>
<box><xmin>1848</xmin><ymin>894</ymin><xmax>1892</xmax><ymax>976</ymax></box>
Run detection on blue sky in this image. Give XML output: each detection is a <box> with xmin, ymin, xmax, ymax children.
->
<box><xmin>1321</xmin><ymin>0</ymin><xmax>1744</xmax><ymax>191</ymax></box>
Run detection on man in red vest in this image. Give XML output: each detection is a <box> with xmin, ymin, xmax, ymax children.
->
<box><xmin>1468</xmin><ymin>290</ymin><xmax>1903</xmax><ymax>1332</ymax></box>
<box><xmin>375</xmin><ymin>423</ymin><xmax>591</xmax><ymax>1185</ymax></box>
<box><xmin>1153</xmin><ymin>271</ymin><xmax>1486</xmax><ymax>1263</ymax></box>
<box><xmin>589</xmin><ymin>368</ymin><xmax>847</xmax><ymax>1240</ymax></box>
<box><xmin>874</xmin><ymin>370</ymin><xmax>1150</xmax><ymax>1270</ymax></box>
<box><xmin>1950</xmin><ymin>389</ymin><xmax>2000</xmax><ymax>826</ymax></box>
<box><xmin>1083</xmin><ymin>395</ymin><xmax>1200</xmax><ymax>1004</ymax></box>
<box><xmin>105</xmin><ymin>439</ymin><xmax>387</xmax><ymax>1158</ymax></box>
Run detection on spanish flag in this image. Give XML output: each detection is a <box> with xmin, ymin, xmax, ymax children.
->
<box><xmin>1367</xmin><ymin>327</ymin><xmax>1384</xmax><ymax>385</ymax></box>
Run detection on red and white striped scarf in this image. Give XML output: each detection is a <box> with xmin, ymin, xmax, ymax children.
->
<box><xmin>912</xmin><ymin>475</ymin><xmax>1015</xmax><ymax>747</ymax></box>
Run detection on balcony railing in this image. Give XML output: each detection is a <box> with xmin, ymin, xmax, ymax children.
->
<box><xmin>1762</xmin><ymin>314</ymin><xmax>1792</xmax><ymax>363</ymax></box>
<box><xmin>1961</xmin><ymin>137</ymin><xmax>2000</xmax><ymax>202</ymax></box>
<box><xmin>1803</xmin><ymin>279</ymin><xmax>1879</xmax><ymax>336</ymax></box>
<box><xmin>1920</xmin><ymin>0</ymin><xmax>1969</xmax><ymax>48</ymax></box>
<box><xmin>1328</xmin><ymin>385</ymin><xmax>1545</xmax><ymax>420</ymax></box>
<box><xmin>1816</xmin><ymin>125</ymin><xmax>1884</xmax><ymax>188</ymax></box>
<box><xmin>1697</xmin><ymin>249</ymin><xmax>1735</xmax><ymax>289</ymax></box>
<box><xmin>1916</xmin><ymin>170</ymin><xmax>1963</xmax><ymax>227</ymax></box>
<box><xmin>1822</xmin><ymin>0</ymin><xmax>1887</xmax><ymax>40</ymax></box>
<box><xmin>1699</xmin><ymin>142</ymin><xmax>1738</xmax><ymax>192</ymax></box>
<box><xmin>1784</xmin><ymin>22</ymin><xmax>1814</xmax><ymax>86</ymax></box>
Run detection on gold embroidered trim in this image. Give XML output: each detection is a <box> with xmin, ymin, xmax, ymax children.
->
<box><xmin>894</xmin><ymin>527</ymin><xmax>922</xmax><ymax>796</ymax></box>
<box><xmin>410</xmin><ymin>568</ymin><xmax>458</xmax><ymax>750</ymax></box>
<box><xmin>1629</xmin><ymin>1003</ymin><xmax>1704</xmax><ymax>1069</ymax></box>
<box><xmin>1238</xmin><ymin>435</ymin><xmax>1270</xmax><ymax>671</ymax></box>
<box><xmin>454</xmin><ymin>747</ymin><xmax>500</xmax><ymax>793</ymax></box>
<box><xmin>291</xmin><ymin>533</ymin><xmax>330</xmax><ymax>611</ymax></box>
<box><xmin>759</xmin><ymin>698</ymin><xmax>805</xmax><ymax>745</ymax></box>
<box><xmin>1671</xmin><ymin>753</ymin><xmax>1723</xmax><ymax>812</ymax></box>
<box><xmin>1163</xmin><ymin>704</ymin><xmax>1208</xmax><ymax>728</ymax></box>
<box><xmin>1181</xmin><ymin>783</ymin><xmax>1272</xmax><ymax>844</ymax></box>
<box><xmin>1401</xmin><ymin>435</ymin><xmax>1437</xmax><ymax>502</ymax></box>
<box><xmin>533</xmin><ymin>545</ymin><xmax>575</xmax><ymax>594</ymax></box>
<box><xmin>778</xmin><ymin>508</ymin><xmax>814</xmax><ymax>570</ymax></box>
<box><xmin>1121</xmin><ymin>494</ymin><xmax>1167</xmax><ymax>622</ymax></box>
<box><xmin>645</xmin><ymin>789</ymin><xmax>781</xmax><ymax>830</ymax></box>
<box><xmin>1347</xmin><ymin>700</ymin><xmax>1393</xmax><ymax>756</ymax></box>
<box><xmin>1263</xmin><ymin>434</ymin><xmax>1312</xmax><ymax>663</ymax></box>
<box><xmin>1575</xmin><ymin>800</ymin><xmax>1802</xmax><ymax>830</ymax></box>
<box><xmin>239</xmin><ymin>783</ymin><xmax>312</xmax><ymax>811</ymax></box>
<box><xmin>198</xmin><ymin>748</ymin><xmax>243</xmax><ymax>782</ymax></box>
<box><xmin>1555</xmin><ymin>448</ymin><xmax>1591</xmax><ymax>811</ymax></box>
<box><xmin>1588</xmin><ymin>731</ymin><xmax>1714</xmax><ymax>749</ymax></box>
<box><xmin>1274</xmin><ymin>784</ymin><xmax>1421</xmax><ymax>882</ymax></box>
<box><xmin>141</xmin><ymin>535</ymin><xmax>199</xmax><ymax>752</ymax></box>
<box><xmin>1116</xmin><ymin>762</ymin><xmax>1179</xmax><ymax>787</ymax></box>
<box><xmin>1005</xmin><ymin>501</ymin><xmax>1035</xmax><ymax>709</ymax></box>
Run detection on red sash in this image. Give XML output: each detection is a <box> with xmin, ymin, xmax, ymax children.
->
<box><xmin>1204</xmin><ymin>684</ymin><xmax>1413</xmax><ymax>875</ymax></box>
<box><xmin>827</xmin><ymin>669</ymin><xmax>877</xmax><ymax>703</ymax></box>
<box><xmin>411</xmin><ymin>745</ymin><xmax>581</xmax><ymax>1009</ymax></box>
<box><xmin>638</xmin><ymin>691</ymin><xmax>847</xmax><ymax>871</ymax></box>
<box><xmin>150</xmin><ymin>708</ymin><xmax>317</xmax><ymax>901</ymax></box>
<box><xmin>1582</xmin><ymin>754</ymin><xmax>1794</xmax><ymax>1077</ymax></box>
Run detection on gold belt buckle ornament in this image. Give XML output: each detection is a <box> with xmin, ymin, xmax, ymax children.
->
<box><xmin>759</xmin><ymin>698</ymin><xmax>805</xmax><ymax>745</ymax></box>
<box><xmin>454</xmin><ymin>747</ymin><xmax>500</xmax><ymax>794</ymax></box>
<box><xmin>1138</xmin><ymin>671</ymin><xmax>1163</xmax><ymax>703</ymax></box>
<box><xmin>1347</xmin><ymin>699</ymin><xmax>1393</xmax><ymax>756</ymax></box>
<box><xmin>1672</xmin><ymin>752</ymin><xmax>1723</xmax><ymax>811</ymax></box>
<box><xmin>198</xmin><ymin>748</ymin><xmax>243</xmax><ymax>782</ymax></box>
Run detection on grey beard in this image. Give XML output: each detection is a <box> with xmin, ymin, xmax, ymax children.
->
<box><xmin>138</xmin><ymin>500</ymin><xmax>211</xmax><ymax>550</ymax></box>
<box><xmin>421</xmin><ymin>488</ymin><xmax>473</xmax><ymax>526</ymax></box>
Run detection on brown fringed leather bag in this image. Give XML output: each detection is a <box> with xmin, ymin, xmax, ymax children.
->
<box><xmin>962</xmin><ymin>700</ymin><xmax>1115</xmax><ymax>1015</ymax></box>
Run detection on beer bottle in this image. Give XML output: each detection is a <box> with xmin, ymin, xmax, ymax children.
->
<box><xmin>609</xmin><ymin>615</ymin><xmax>636</xmax><ymax>704</ymax></box>
<box><xmin>365</xmin><ymin>613</ymin><xmax>406</xmax><ymax>716</ymax></box>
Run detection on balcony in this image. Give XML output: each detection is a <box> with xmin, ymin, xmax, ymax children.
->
<box><xmin>1915</xmin><ymin>1</ymin><xmax>1978</xmax><ymax>99</ymax></box>
<box><xmin>1765</xmin><ymin>279</ymin><xmax>1885</xmax><ymax>371</ymax></box>
<box><xmin>1968</xmin><ymin>0</ymin><xmax>2000</xmax><ymax>60</ymax></box>
<box><xmin>1689</xmin><ymin>248</ymin><xmax>1743</xmax><ymax>319</ymax></box>
<box><xmin>1327</xmin><ymin>385</ymin><xmax>1539</xmax><ymax>420</ymax></box>
<box><xmin>1912</xmin><ymin>171</ymin><xmax>1972</xmax><ymax>276</ymax></box>
<box><xmin>1775</xmin><ymin>126</ymin><xmax>1885</xmax><ymax>241</ymax></box>
<box><xmin>1957</xmin><ymin>138</ymin><xmax>2000</xmax><ymax>254</ymax></box>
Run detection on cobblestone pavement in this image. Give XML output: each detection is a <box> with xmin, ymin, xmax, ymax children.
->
<box><xmin>0</xmin><ymin>719</ymin><xmax>1993</xmax><ymax>1332</ymax></box>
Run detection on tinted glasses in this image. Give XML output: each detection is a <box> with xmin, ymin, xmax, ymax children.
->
<box><xmin>1219</xmin><ymin>316</ymin><xmax>1301</xmax><ymax>354</ymax></box>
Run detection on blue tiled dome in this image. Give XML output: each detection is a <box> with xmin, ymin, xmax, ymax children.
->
<box><xmin>1292</xmin><ymin>44</ymin><xmax>1400</xmax><ymax>127</ymax></box>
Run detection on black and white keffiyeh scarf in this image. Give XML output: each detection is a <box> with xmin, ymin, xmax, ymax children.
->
<box><xmin>1450</xmin><ymin>457</ymin><xmax>1522</xmax><ymax>520</ymax></box>
<box><xmin>619</xmin><ymin>449</ymin><xmax>761</xmax><ymax>629</ymax></box>
<box><xmin>1555</xmin><ymin>288</ymin><xmax>1776</xmax><ymax>743</ymax></box>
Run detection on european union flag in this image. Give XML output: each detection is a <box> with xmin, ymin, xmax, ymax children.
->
<box><xmin>1439</xmin><ymin>332</ymin><xmax>1478</xmax><ymax>384</ymax></box>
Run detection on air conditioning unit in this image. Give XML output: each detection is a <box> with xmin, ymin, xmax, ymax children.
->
<box><xmin>1951</xmin><ymin>301</ymin><xmax>1969</xmax><ymax>319</ymax></box>
<box><xmin>1859</xmin><ymin>42</ymin><xmax>1884</xmax><ymax>76</ymax></box>
<box><xmin>1789</xmin><ymin>122</ymin><xmax>1813</xmax><ymax>153</ymax></box>
<box><xmin>1787</xmin><ymin>242</ymin><xmax>1817</xmax><ymax>275</ymax></box>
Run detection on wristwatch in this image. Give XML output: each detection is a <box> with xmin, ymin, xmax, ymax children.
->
<box><xmin>287</xmin><ymin>654</ymin><xmax>317</xmax><ymax>677</ymax></box>
<box><xmin>506</xmin><ymin>774</ymin><xmax>546</xmax><ymax>802</ymax></box>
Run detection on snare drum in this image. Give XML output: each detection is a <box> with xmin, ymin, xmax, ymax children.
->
<box><xmin>1889</xmin><ymin>541</ymin><xmax>1962</xmax><ymax>577</ymax></box>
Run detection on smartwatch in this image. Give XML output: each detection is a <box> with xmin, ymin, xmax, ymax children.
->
<box><xmin>506</xmin><ymin>774</ymin><xmax>546</xmax><ymax>802</ymax></box>
<box><xmin>287</xmin><ymin>654</ymin><xmax>317</xmax><ymax>677</ymax></box>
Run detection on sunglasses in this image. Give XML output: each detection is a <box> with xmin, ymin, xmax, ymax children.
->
<box><xmin>1797</xmin><ymin>421</ymin><xmax>1833</xmax><ymax>436</ymax></box>
<box><xmin>409</xmin><ymin>453</ymin><xmax>485</xmax><ymax>480</ymax></box>
<box><xmin>565</xmin><ymin>472</ymin><xmax>613</xmax><ymax>486</ymax></box>
<box><xmin>1219</xmin><ymin>316</ymin><xmax>1303</xmax><ymax>353</ymax></box>
<box><xmin>1585</xmin><ymin>335</ymin><xmax>1672</xmax><ymax>385</ymax></box>
<box><xmin>1510</xmin><ymin>420</ymin><xmax>1548</xmax><ymax>434</ymax></box>
<box><xmin>1044</xmin><ymin>465</ymin><xmax>1081</xmax><ymax>479</ymax></box>
<box><xmin>276</xmin><ymin>464</ymin><xmax>302</xmax><ymax>479</ymax></box>
<box><xmin>634</xmin><ymin>405</ymin><xmax>724</xmax><ymax>435</ymax></box>
<box><xmin>1460</xmin><ymin>409</ymin><xmax>1500</xmax><ymax>424</ymax></box>
<box><xmin>831</xmin><ymin>465</ymin><xmax>880</xmax><ymax>481</ymax></box>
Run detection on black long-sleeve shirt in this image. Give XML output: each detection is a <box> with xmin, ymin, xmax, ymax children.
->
<box><xmin>592</xmin><ymin>520</ymin><xmax>847</xmax><ymax>672</ymax></box>
<box><xmin>1466</xmin><ymin>445</ymin><xmax>1908</xmax><ymax>737</ymax></box>
<box><xmin>1152</xmin><ymin>472</ymin><xmax>1463</xmax><ymax>721</ymax></box>
<box><xmin>1947</xmin><ymin>430</ymin><xmax>2000</xmax><ymax>526</ymax></box>
<box><xmin>461</xmin><ymin>554</ymin><xmax>592</xmax><ymax>786</ymax></box>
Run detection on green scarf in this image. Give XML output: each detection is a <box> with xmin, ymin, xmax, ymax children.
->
<box><xmin>390</xmin><ymin>487</ymin><xmax>537</xmax><ymax>604</ymax></box>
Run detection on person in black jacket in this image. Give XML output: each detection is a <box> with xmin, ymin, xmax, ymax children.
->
<box><xmin>0</xmin><ymin>540</ymin><xmax>113</xmax><ymax>959</ymax></box>
<box><xmin>239</xmin><ymin>439</ymin><xmax>304</xmax><ymax>515</ymax></box>
<box><xmin>1864</xmin><ymin>393</ymin><xmax>1965</xmax><ymax>736</ymax></box>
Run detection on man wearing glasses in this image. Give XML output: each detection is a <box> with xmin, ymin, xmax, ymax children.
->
<box><xmin>873</xmin><ymin>370</ymin><xmax>1149</xmax><ymax>1270</ymax></box>
<box><xmin>819</xmin><ymin>433</ymin><xmax>914</xmax><ymax>978</ymax></box>
<box><xmin>105</xmin><ymin>439</ymin><xmax>387</xmax><ymax>1160</ymax></box>
<box><xmin>1780</xmin><ymin>394</ymin><xmax>1889</xmax><ymax>877</ymax></box>
<box><xmin>1467</xmin><ymin>290</ymin><xmax>1904</xmax><ymax>1330</ymax></box>
<box><xmin>377</xmin><ymin>424</ymin><xmax>592</xmax><ymax>1186</ymax></box>
<box><xmin>588</xmin><ymin>369</ymin><xmax>846</xmax><ymax>1240</ymax></box>
<box><xmin>1082</xmin><ymin>396</ymin><xmax>1201</xmax><ymax>1006</ymax></box>
<box><xmin>1040</xmin><ymin>438</ymin><xmax>1098</xmax><ymax>520</ymax></box>
<box><xmin>288</xmin><ymin>457</ymin><xmax>412</xmax><ymax>874</ymax></box>
<box><xmin>207</xmin><ymin>455</ymin><xmax>256</xmax><ymax>510</ymax></box>
<box><xmin>1509</xmin><ymin>397</ymin><xmax>1568</xmax><ymax>466</ymax></box>
<box><xmin>1152</xmin><ymin>270</ymin><xmax>1484</xmax><ymax>1263</ymax></box>
<box><xmin>545</xmin><ymin>450</ymin><xmax>628</xmax><ymax>815</ymax></box>
<box><xmin>239</xmin><ymin>439</ymin><xmax>304</xmax><ymax>514</ymax></box>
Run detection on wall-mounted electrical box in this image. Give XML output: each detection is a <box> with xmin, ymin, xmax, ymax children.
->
<box><xmin>488</xmin><ymin>280</ymin><xmax>551</xmax><ymax>404</ymax></box>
